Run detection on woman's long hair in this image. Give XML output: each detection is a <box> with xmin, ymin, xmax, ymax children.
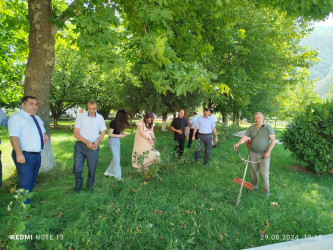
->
<box><xmin>114</xmin><ymin>109</ymin><xmax>129</xmax><ymax>133</ymax></box>
<box><xmin>143</xmin><ymin>113</ymin><xmax>154</xmax><ymax>130</ymax></box>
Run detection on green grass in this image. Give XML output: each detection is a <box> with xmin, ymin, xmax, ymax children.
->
<box><xmin>0</xmin><ymin>123</ymin><xmax>332</xmax><ymax>249</ymax></box>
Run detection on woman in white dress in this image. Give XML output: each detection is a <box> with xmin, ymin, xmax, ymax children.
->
<box><xmin>132</xmin><ymin>113</ymin><xmax>160</xmax><ymax>171</ymax></box>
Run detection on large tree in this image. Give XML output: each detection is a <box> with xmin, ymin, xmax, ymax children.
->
<box><xmin>4</xmin><ymin>0</ymin><xmax>331</xmax><ymax>170</ymax></box>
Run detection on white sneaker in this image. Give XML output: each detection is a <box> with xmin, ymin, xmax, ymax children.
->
<box><xmin>104</xmin><ymin>171</ymin><xmax>114</xmax><ymax>177</ymax></box>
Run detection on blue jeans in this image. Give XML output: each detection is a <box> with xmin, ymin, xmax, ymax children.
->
<box><xmin>73</xmin><ymin>141</ymin><xmax>99</xmax><ymax>190</ymax></box>
<box><xmin>12</xmin><ymin>150</ymin><xmax>41</xmax><ymax>204</ymax></box>
<box><xmin>105</xmin><ymin>137</ymin><xmax>121</xmax><ymax>180</ymax></box>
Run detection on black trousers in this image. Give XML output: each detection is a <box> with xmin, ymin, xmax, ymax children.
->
<box><xmin>174</xmin><ymin>135</ymin><xmax>186</xmax><ymax>157</ymax></box>
<box><xmin>188</xmin><ymin>129</ymin><xmax>199</xmax><ymax>147</ymax></box>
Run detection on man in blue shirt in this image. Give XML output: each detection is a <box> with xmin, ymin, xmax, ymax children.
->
<box><xmin>8</xmin><ymin>96</ymin><xmax>49</xmax><ymax>203</ymax></box>
<box><xmin>0</xmin><ymin>109</ymin><xmax>8</xmax><ymax>188</ymax></box>
<box><xmin>192</xmin><ymin>108</ymin><xmax>218</xmax><ymax>165</ymax></box>
<box><xmin>73</xmin><ymin>100</ymin><xmax>106</xmax><ymax>193</ymax></box>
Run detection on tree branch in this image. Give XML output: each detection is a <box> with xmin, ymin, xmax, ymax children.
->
<box><xmin>57</xmin><ymin>0</ymin><xmax>81</xmax><ymax>24</ymax></box>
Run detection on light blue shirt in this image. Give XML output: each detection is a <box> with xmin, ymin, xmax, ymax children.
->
<box><xmin>195</xmin><ymin>116</ymin><xmax>215</xmax><ymax>134</ymax></box>
<box><xmin>189</xmin><ymin>115</ymin><xmax>199</xmax><ymax>129</ymax></box>
<box><xmin>75</xmin><ymin>111</ymin><xmax>107</xmax><ymax>142</ymax></box>
<box><xmin>0</xmin><ymin>109</ymin><xmax>8</xmax><ymax>144</ymax></box>
<box><xmin>8</xmin><ymin>110</ymin><xmax>46</xmax><ymax>152</ymax></box>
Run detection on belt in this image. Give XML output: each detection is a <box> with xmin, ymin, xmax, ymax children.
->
<box><xmin>22</xmin><ymin>151</ymin><xmax>41</xmax><ymax>155</ymax></box>
<box><xmin>198</xmin><ymin>133</ymin><xmax>212</xmax><ymax>135</ymax></box>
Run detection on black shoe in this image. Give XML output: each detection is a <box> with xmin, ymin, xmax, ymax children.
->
<box><xmin>73</xmin><ymin>188</ymin><xmax>81</xmax><ymax>193</ymax></box>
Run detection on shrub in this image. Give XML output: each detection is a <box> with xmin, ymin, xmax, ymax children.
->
<box><xmin>281</xmin><ymin>101</ymin><xmax>333</xmax><ymax>174</ymax></box>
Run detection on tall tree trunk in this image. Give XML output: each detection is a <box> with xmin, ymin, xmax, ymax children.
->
<box><xmin>184</xmin><ymin>109</ymin><xmax>190</xmax><ymax>122</ymax></box>
<box><xmin>54</xmin><ymin>117</ymin><xmax>59</xmax><ymax>128</ymax></box>
<box><xmin>232</xmin><ymin>113</ymin><xmax>240</xmax><ymax>127</ymax></box>
<box><xmin>222</xmin><ymin>111</ymin><xmax>228</xmax><ymax>127</ymax></box>
<box><xmin>24</xmin><ymin>0</ymin><xmax>56</xmax><ymax>171</ymax></box>
<box><xmin>161</xmin><ymin>113</ymin><xmax>167</xmax><ymax>131</ymax></box>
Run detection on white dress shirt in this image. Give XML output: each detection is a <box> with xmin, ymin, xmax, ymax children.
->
<box><xmin>195</xmin><ymin>116</ymin><xmax>215</xmax><ymax>134</ymax></box>
<box><xmin>75</xmin><ymin>111</ymin><xmax>107</xmax><ymax>142</ymax></box>
<box><xmin>189</xmin><ymin>115</ymin><xmax>199</xmax><ymax>129</ymax></box>
<box><xmin>8</xmin><ymin>110</ymin><xmax>46</xmax><ymax>152</ymax></box>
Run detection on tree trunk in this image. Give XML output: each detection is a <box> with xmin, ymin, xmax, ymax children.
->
<box><xmin>222</xmin><ymin>112</ymin><xmax>228</xmax><ymax>127</ymax></box>
<box><xmin>54</xmin><ymin>117</ymin><xmax>59</xmax><ymax>128</ymax></box>
<box><xmin>24</xmin><ymin>0</ymin><xmax>56</xmax><ymax>171</ymax></box>
<box><xmin>161</xmin><ymin>113</ymin><xmax>167</xmax><ymax>131</ymax></box>
<box><xmin>232</xmin><ymin>113</ymin><xmax>240</xmax><ymax>126</ymax></box>
<box><xmin>184</xmin><ymin>109</ymin><xmax>190</xmax><ymax>122</ymax></box>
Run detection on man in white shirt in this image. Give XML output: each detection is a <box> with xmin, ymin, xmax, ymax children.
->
<box><xmin>188</xmin><ymin>111</ymin><xmax>199</xmax><ymax>148</ymax></box>
<box><xmin>8</xmin><ymin>96</ymin><xmax>49</xmax><ymax>204</ymax></box>
<box><xmin>73</xmin><ymin>100</ymin><xmax>106</xmax><ymax>193</ymax></box>
<box><xmin>192</xmin><ymin>108</ymin><xmax>218</xmax><ymax>165</ymax></box>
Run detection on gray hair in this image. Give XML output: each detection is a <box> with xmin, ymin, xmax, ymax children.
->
<box><xmin>254</xmin><ymin>112</ymin><xmax>264</xmax><ymax>118</ymax></box>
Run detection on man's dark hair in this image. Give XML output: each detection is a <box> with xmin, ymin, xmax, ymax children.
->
<box><xmin>203</xmin><ymin>108</ymin><xmax>210</xmax><ymax>112</ymax></box>
<box><xmin>193</xmin><ymin>112</ymin><xmax>197</xmax><ymax>115</ymax></box>
<box><xmin>22</xmin><ymin>96</ymin><xmax>36</xmax><ymax>104</ymax></box>
<box><xmin>87</xmin><ymin>100</ymin><xmax>98</xmax><ymax>108</ymax></box>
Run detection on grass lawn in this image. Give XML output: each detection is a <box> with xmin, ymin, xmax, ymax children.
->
<box><xmin>0</xmin><ymin>122</ymin><xmax>332</xmax><ymax>249</ymax></box>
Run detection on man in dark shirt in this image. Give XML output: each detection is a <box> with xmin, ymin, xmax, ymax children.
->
<box><xmin>170</xmin><ymin>109</ymin><xmax>189</xmax><ymax>157</ymax></box>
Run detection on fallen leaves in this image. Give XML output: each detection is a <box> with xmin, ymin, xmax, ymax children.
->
<box><xmin>153</xmin><ymin>209</ymin><xmax>163</xmax><ymax>214</ymax></box>
<box><xmin>260</xmin><ymin>229</ymin><xmax>267</xmax><ymax>235</ymax></box>
<box><xmin>265</xmin><ymin>219</ymin><xmax>270</xmax><ymax>227</ymax></box>
<box><xmin>270</xmin><ymin>201</ymin><xmax>279</xmax><ymax>209</ymax></box>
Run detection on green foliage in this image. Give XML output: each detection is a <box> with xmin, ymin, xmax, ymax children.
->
<box><xmin>216</xmin><ymin>124</ymin><xmax>240</xmax><ymax>142</ymax></box>
<box><xmin>261</xmin><ymin>0</ymin><xmax>333</xmax><ymax>20</ymax></box>
<box><xmin>7</xmin><ymin>189</ymin><xmax>32</xmax><ymax>249</ymax></box>
<box><xmin>282</xmin><ymin>101</ymin><xmax>333</xmax><ymax>174</ymax></box>
<box><xmin>202</xmin><ymin>2</ymin><xmax>319</xmax><ymax>120</ymax></box>
<box><xmin>0</xmin><ymin>0</ymin><xmax>28</xmax><ymax>106</ymax></box>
